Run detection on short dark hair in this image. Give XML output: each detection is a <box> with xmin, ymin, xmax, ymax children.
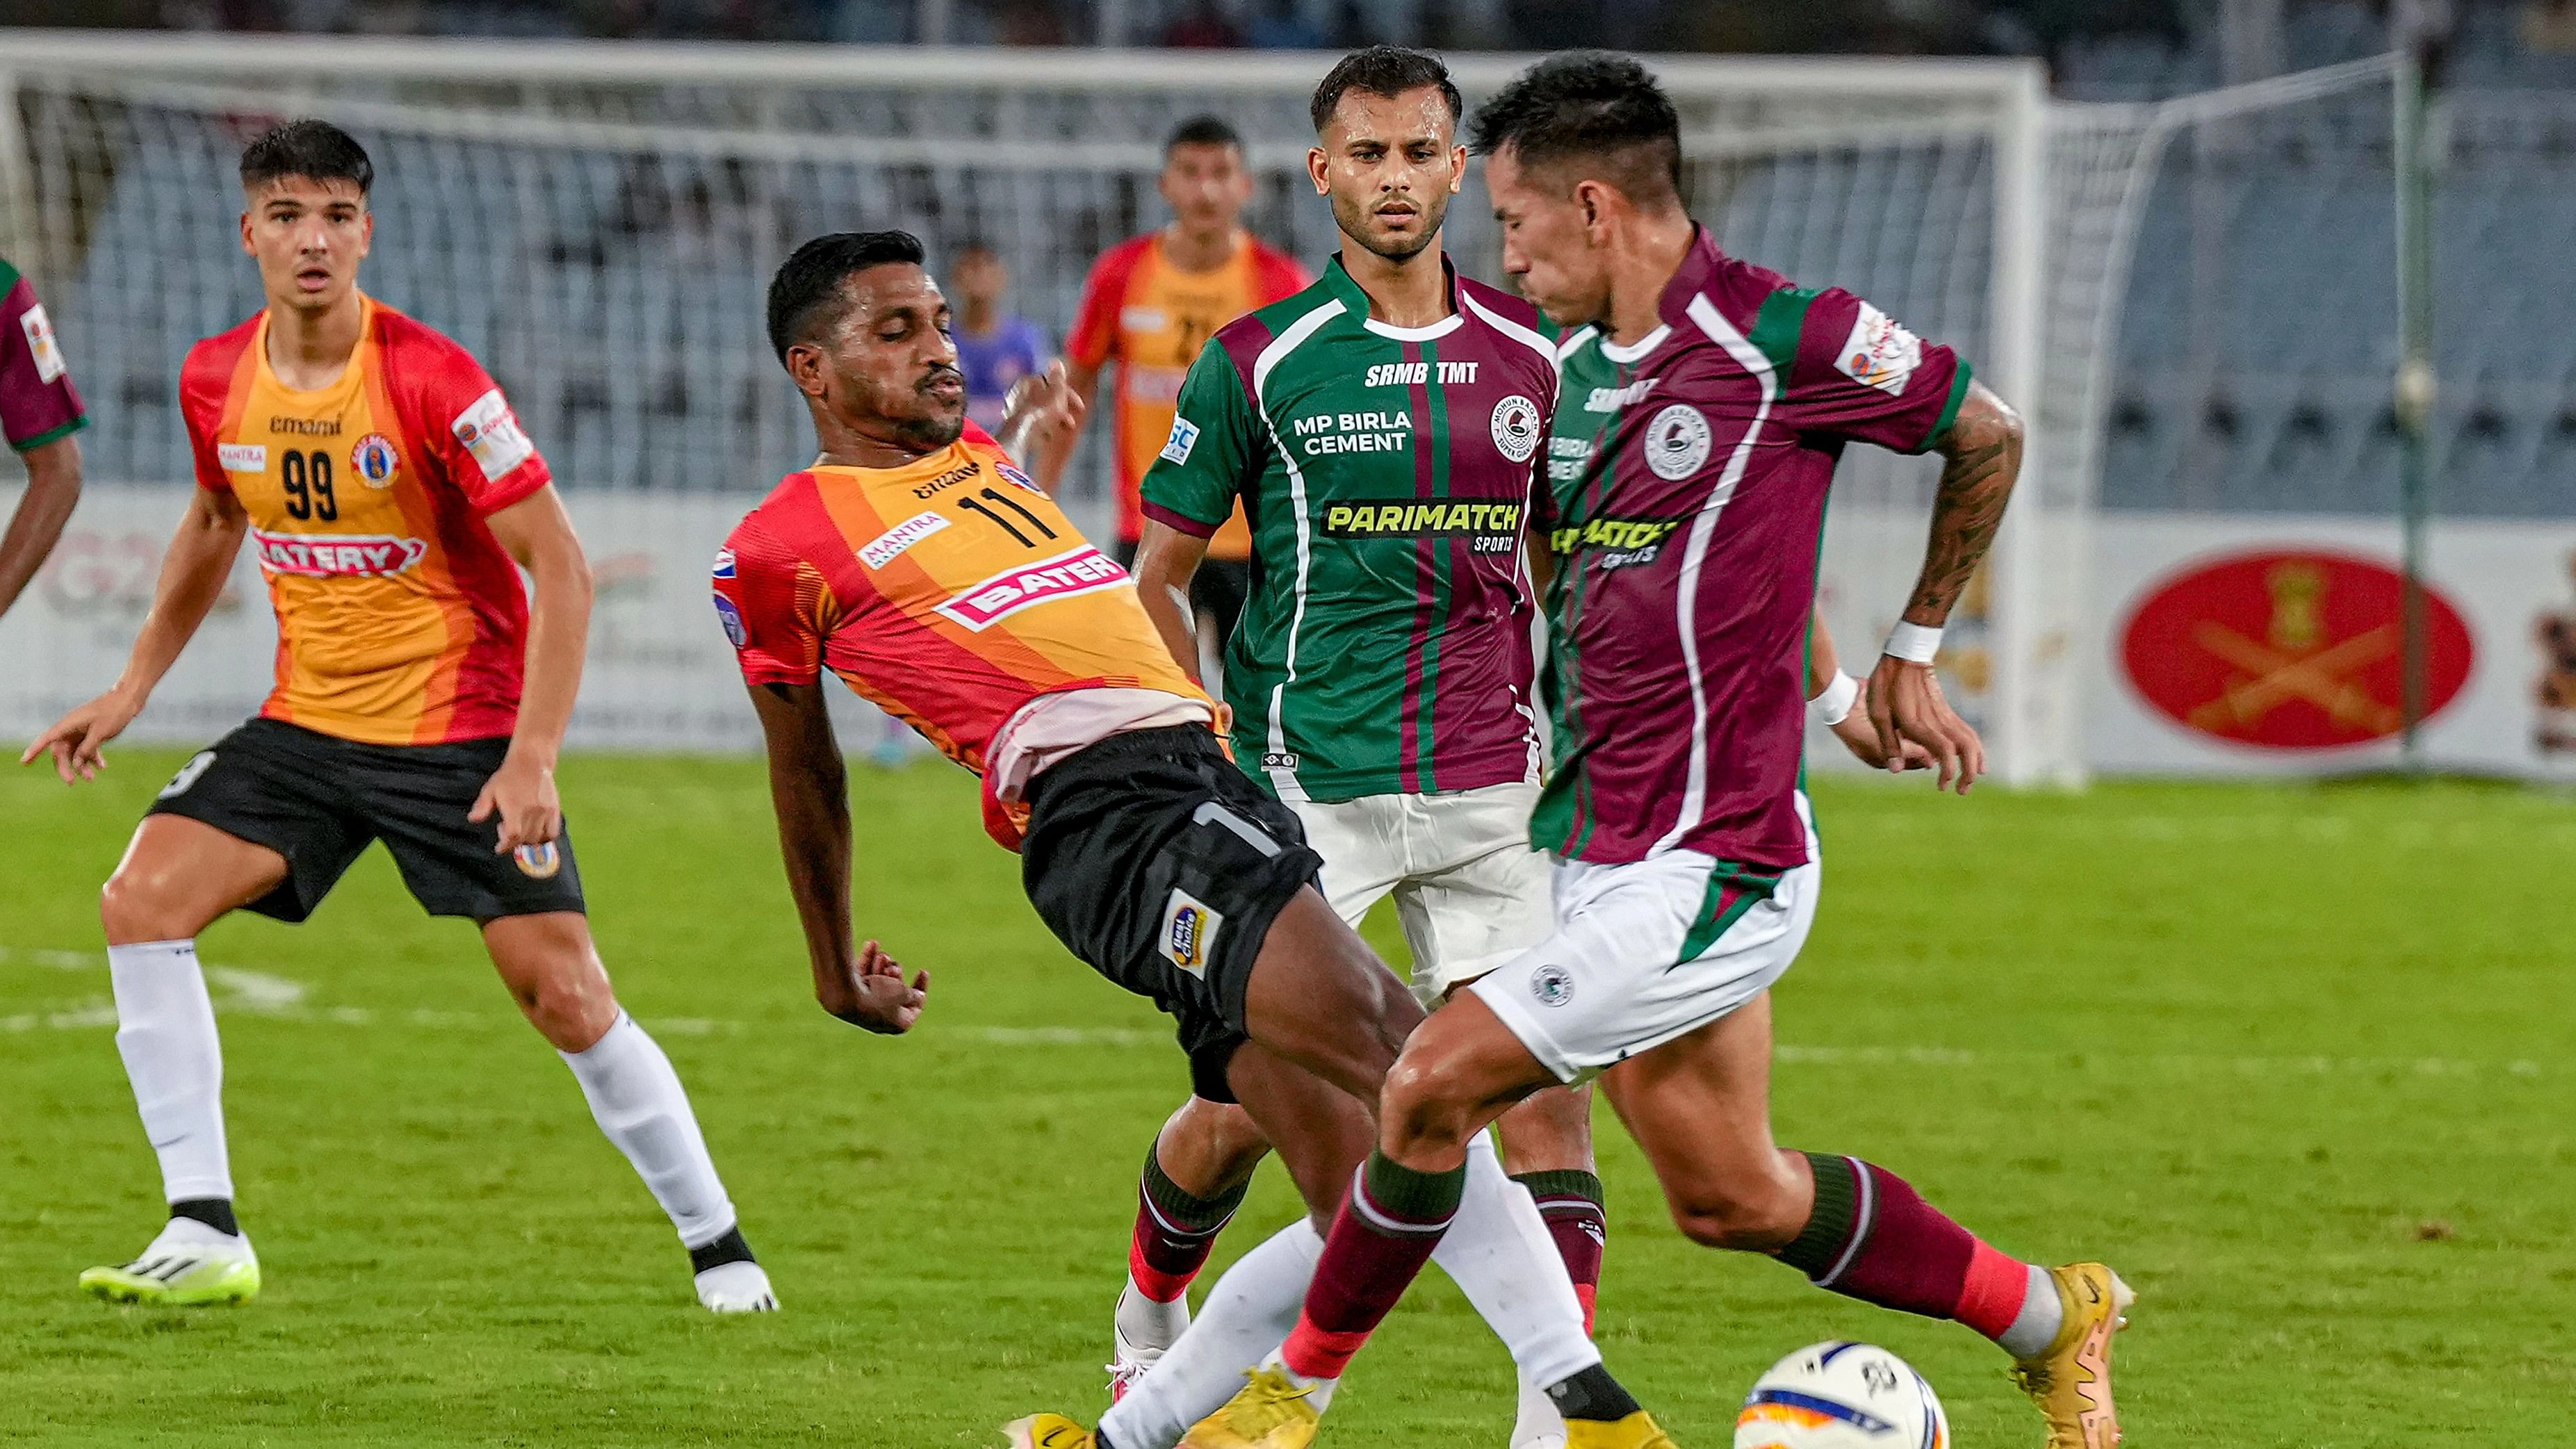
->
<box><xmin>239</xmin><ymin>118</ymin><xmax>373</xmax><ymax>196</ymax></box>
<box><xmin>1310</xmin><ymin>46</ymin><xmax>1462</xmax><ymax>133</ymax></box>
<box><xmin>766</xmin><ymin>230</ymin><xmax>927</xmax><ymax>364</ymax></box>
<box><xmin>1165</xmin><ymin>115</ymin><xmax>1244</xmax><ymax>157</ymax></box>
<box><xmin>1467</xmin><ymin>51</ymin><xmax>1683</xmax><ymax>206</ymax></box>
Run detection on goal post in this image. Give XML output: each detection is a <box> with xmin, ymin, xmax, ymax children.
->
<box><xmin>0</xmin><ymin>32</ymin><xmax>2101</xmax><ymax>773</ymax></box>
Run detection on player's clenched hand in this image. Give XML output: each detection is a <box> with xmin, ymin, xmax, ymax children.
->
<box><xmin>20</xmin><ymin>687</ymin><xmax>145</xmax><ymax>785</ymax></box>
<box><xmin>822</xmin><ymin>940</ymin><xmax>929</xmax><ymax>1035</ymax></box>
<box><xmin>468</xmin><ymin>750</ymin><xmax>562</xmax><ymax>853</ymax></box>
<box><xmin>1829</xmin><ymin>705</ymin><xmax>1934</xmax><ymax>772</ymax></box>
<box><xmin>1866</xmin><ymin>655</ymin><xmax>1984</xmax><ymax>794</ymax></box>
<box><xmin>1001</xmin><ymin>360</ymin><xmax>1085</xmax><ymax>465</ymax></box>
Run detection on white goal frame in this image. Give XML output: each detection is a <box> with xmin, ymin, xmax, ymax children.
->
<box><xmin>0</xmin><ymin>31</ymin><xmax>2057</xmax><ymax>776</ymax></box>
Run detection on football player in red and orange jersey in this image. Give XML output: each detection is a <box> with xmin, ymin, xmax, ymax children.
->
<box><xmin>22</xmin><ymin>120</ymin><xmax>772</xmax><ymax>1314</ymax></box>
<box><xmin>1041</xmin><ymin>116</ymin><xmax>1307</xmax><ymax>678</ymax></box>
<box><xmin>724</xmin><ymin>231</ymin><xmax>1634</xmax><ymax>1449</ymax></box>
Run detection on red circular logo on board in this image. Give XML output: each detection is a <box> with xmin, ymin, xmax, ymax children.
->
<box><xmin>2121</xmin><ymin>549</ymin><xmax>2473</xmax><ymax>749</ymax></box>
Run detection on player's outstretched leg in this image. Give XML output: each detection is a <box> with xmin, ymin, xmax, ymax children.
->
<box><xmin>1111</xmin><ymin>1098</ymin><xmax>1269</xmax><ymax>1400</ymax></box>
<box><xmin>1604</xmin><ymin>994</ymin><xmax>2132</xmax><ymax>1449</ymax></box>
<box><xmin>1495</xmin><ymin>1086</ymin><xmax>1606</xmax><ymax>1449</ymax></box>
<box><xmin>1194</xmin><ymin>991</ymin><xmax>1668</xmax><ymax>1449</ymax></box>
<box><xmin>81</xmin><ymin>817</ymin><xmax>286</xmax><ymax>1307</ymax></box>
<box><xmin>485</xmin><ymin>912</ymin><xmax>776</xmax><ymax>1313</ymax></box>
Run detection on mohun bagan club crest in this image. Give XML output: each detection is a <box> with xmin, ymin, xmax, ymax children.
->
<box><xmin>1490</xmin><ymin>394</ymin><xmax>1542</xmax><ymax>463</ymax></box>
<box><xmin>1643</xmin><ymin>404</ymin><xmax>1713</xmax><ymax>480</ymax></box>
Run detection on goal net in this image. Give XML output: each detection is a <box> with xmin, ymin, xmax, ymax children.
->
<box><xmin>0</xmin><ymin>35</ymin><xmax>2394</xmax><ymax>772</ymax></box>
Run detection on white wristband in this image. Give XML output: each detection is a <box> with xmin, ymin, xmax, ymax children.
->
<box><xmin>1883</xmin><ymin>621</ymin><xmax>1943</xmax><ymax>664</ymax></box>
<box><xmin>1808</xmin><ymin>670</ymin><xmax>1860</xmax><ymax>728</ymax></box>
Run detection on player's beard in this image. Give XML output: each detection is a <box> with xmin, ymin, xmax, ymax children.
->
<box><xmin>1334</xmin><ymin>186</ymin><xmax>1449</xmax><ymax>265</ymax></box>
<box><xmin>889</xmin><ymin>368</ymin><xmax>968</xmax><ymax>450</ymax></box>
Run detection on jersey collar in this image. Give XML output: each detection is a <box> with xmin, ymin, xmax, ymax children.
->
<box><xmin>1321</xmin><ymin>254</ymin><xmax>1467</xmax><ymax>341</ymax></box>
<box><xmin>1653</xmin><ymin>224</ymin><xmax>1726</xmax><ymax>328</ymax></box>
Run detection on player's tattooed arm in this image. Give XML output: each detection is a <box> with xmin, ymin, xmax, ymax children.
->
<box><xmin>1905</xmin><ymin>381</ymin><xmax>2022</xmax><ymax>628</ymax></box>
<box><xmin>1867</xmin><ymin>380</ymin><xmax>2020</xmax><ymax>794</ymax></box>
<box><xmin>749</xmin><ymin>680</ymin><xmax>928</xmax><ymax>1034</ymax></box>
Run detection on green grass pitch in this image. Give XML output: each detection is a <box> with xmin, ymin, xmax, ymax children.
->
<box><xmin>3</xmin><ymin>751</ymin><xmax>2570</xmax><ymax>1446</ymax></box>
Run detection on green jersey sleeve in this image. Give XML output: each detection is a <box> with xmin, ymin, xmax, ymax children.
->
<box><xmin>1139</xmin><ymin>345</ymin><xmax>1262</xmax><ymax>537</ymax></box>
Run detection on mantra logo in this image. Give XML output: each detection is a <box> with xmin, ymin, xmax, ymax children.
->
<box><xmin>1490</xmin><ymin>394</ymin><xmax>1542</xmax><ymax>463</ymax></box>
<box><xmin>251</xmin><ymin>527</ymin><xmax>428</xmax><ymax>578</ymax></box>
<box><xmin>934</xmin><ymin>544</ymin><xmax>1130</xmax><ymax>631</ymax></box>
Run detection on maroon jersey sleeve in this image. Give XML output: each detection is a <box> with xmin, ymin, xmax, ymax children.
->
<box><xmin>1778</xmin><ymin>287</ymin><xmax>1969</xmax><ymax>455</ymax></box>
<box><xmin>714</xmin><ymin>509</ymin><xmax>830</xmax><ymax>687</ymax></box>
<box><xmin>0</xmin><ymin>270</ymin><xmax>86</xmax><ymax>452</ymax></box>
<box><xmin>396</xmin><ymin>325</ymin><xmax>552</xmax><ymax>515</ymax></box>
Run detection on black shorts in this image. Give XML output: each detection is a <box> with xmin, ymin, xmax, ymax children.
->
<box><xmin>145</xmin><ymin>718</ymin><xmax>586</xmax><ymax>924</ymax></box>
<box><xmin>1020</xmin><ymin>724</ymin><xmax>1322</xmax><ymax>1103</ymax></box>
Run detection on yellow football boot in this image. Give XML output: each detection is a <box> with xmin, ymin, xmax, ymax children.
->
<box><xmin>79</xmin><ymin>1221</ymin><xmax>259</xmax><ymax>1307</ymax></box>
<box><xmin>1178</xmin><ymin>1366</ymin><xmax>1321</xmax><ymax>1449</ymax></box>
<box><xmin>1563</xmin><ymin>1410</ymin><xmax>1682</xmax><ymax>1449</ymax></box>
<box><xmin>1001</xmin><ymin>1413</ymin><xmax>1095</xmax><ymax>1448</ymax></box>
<box><xmin>2009</xmin><ymin>1262</ymin><xmax>2135</xmax><ymax>1449</ymax></box>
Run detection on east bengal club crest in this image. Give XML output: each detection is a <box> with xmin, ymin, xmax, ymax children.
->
<box><xmin>2121</xmin><ymin>549</ymin><xmax>2473</xmax><ymax>749</ymax></box>
<box><xmin>351</xmin><ymin>432</ymin><xmax>401</xmax><ymax>489</ymax></box>
<box><xmin>513</xmin><ymin>841</ymin><xmax>564</xmax><ymax>879</ymax></box>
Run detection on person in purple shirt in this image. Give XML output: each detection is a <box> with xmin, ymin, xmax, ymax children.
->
<box><xmin>948</xmin><ymin>243</ymin><xmax>1050</xmax><ymax>435</ymax></box>
<box><xmin>0</xmin><ymin>256</ymin><xmax>85</xmax><ymax>621</ymax></box>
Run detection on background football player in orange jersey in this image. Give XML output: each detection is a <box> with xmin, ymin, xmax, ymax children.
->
<box><xmin>22</xmin><ymin>120</ymin><xmax>772</xmax><ymax>1315</ymax></box>
<box><xmin>1043</xmin><ymin>116</ymin><xmax>1307</xmax><ymax>683</ymax></box>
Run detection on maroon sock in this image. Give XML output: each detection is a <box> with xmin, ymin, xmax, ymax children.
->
<box><xmin>1514</xmin><ymin>1169</ymin><xmax>1607</xmax><ymax>1333</ymax></box>
<box><xmin>1278</xmin><ymin>1152</ymin><xmax>1464</xmax><ymax>1381</ymax></box>
<box><xmin>1127</xmin><ymin>1147</ymin><xmax>1247</xmax><ymax>1303</ymax></box>
<box><xmin>1775</xmin><ymin>1152</ymin><xmax>2031</xmax><ymax>1336</ymax></box>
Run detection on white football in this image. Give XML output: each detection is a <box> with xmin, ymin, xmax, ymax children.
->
<box><xmin>1733</xmin><ymin>1341</ymin><xmax>1949</xmax><ymax>1449</ymax></box>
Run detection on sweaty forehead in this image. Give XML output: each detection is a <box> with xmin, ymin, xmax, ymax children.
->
<box><xmin>841</xmin><ymin>263</ymin><xmax>942</xmax><ymax>317</ymax></box>
<box><xmin>1328</xmin><ymin>86</ymin><xmax>1454</xmax><ymax>145</ymax></box>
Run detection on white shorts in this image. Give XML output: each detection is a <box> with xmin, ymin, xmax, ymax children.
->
<box><xmin>1290</xmin><ymin>780</ymin><xmax>1554</xmax><ymax>1006</ymax></box>
<box><xmin>1469</xmin><ymin>793</ymin><xmax>1822</xmax><ymax>1084</ymax></box>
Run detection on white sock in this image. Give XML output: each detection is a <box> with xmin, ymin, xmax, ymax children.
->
<box><xmin>107</xmin><ymin>940</ymin><xmax>233</xmax><ymax>1206</ymax></box>
<box><xmin>1431</xmin><ymin>1134</ymin><xmax>1602</xmax><ymax>1393</ymax></box>
<box><xmin>1116</xmin><ymin>1274</ymin><xmax>1193</xmax><ymax>1358</ymax></box>
<box><xmin>1101</xmin><ymin>1218</ymin><xmax>1323</xmax><ymax>1449</ymax></box>
<box><xmin>559</xmin><ymin>1013</ymin><xmax>737</xmax><ymax>1249</ymax></box>
<box><xmin>1512</xmin><ymin>1370</ymin><xmax>1570</xmax><ymax>1449</ymax></box>
<box><xmin>1997</xmin><ymin>1264</ymin><xmax>2066</xmax><ymax>1357</ymax></box>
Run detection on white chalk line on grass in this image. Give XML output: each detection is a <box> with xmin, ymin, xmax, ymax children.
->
<box><xmin>2</xmin><ymin>947</ymin><xmax>2547</xmax><ymax>1079</ymax></box>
